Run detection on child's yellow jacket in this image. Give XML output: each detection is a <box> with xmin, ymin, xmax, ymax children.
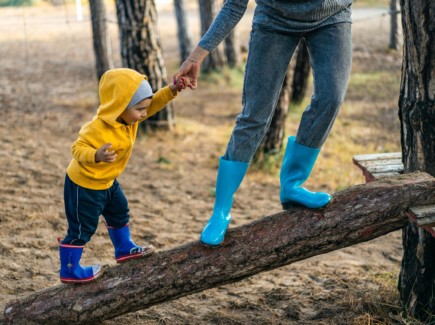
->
<box><xmin>67</xmin><ymin>68</ymin><xmax>176</xmax><ymax>190</ymax></box>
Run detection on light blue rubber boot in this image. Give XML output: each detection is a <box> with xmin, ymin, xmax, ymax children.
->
<box><xmin>107</xmin><ymin>224</ymin><xmax>154</xmax><ymax>263</ymax></box>
<box><xmin>59</xmin><ymin>241</ymin><xmax>101</xmax><ymax>284</ymax></box>
<box><xmin>200</xmin><ymin>157</ymin><xmax>249</xmax><ymax>246</ymax></box>
<box><xmin>280</xmin><ymin>136</ymin><xmax>331</xmax><ymax>209</ymax></box>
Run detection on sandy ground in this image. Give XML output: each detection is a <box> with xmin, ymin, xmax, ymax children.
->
<box><xmin>0</xmin><ymin>3</ymin><xmax>406</xmax><ymax>324</ymax></box>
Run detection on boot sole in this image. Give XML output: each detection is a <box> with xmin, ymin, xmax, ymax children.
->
<box><xmin>116</xmin><ymin>245</ymin><xmax>155</xmax><ymax>263</ymax></box>
<box><xmin>282</xmin><ymin>199</ymin><xmax>332</xmax><ymax>210</ymax></box>
<box><xmin>200</xmin><ymin>239</ymin><xmax>224</xmax><ymax>247</ymax></box>
<box><xmin>60</xmin><ymin>268</ymin><xmax>103</xmax><ymax>284</ymax></box>
<box><xmin>281</xmin><ymin>201</ymin><xmax>304</xmax><ymax>210</ymax></box>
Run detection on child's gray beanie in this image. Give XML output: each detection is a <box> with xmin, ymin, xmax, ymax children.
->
<box><xmin>127</xmin><ymin>80</ymin><xmax>153</xmax><ymax>109</ymax></box>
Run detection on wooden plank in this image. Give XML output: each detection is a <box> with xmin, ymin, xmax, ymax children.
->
<box><xmin>410</xmin><ymin>205</ymin><xmax>435</xmax><ymax>226</ymax></box>
<box><xmin>352</xmin><ymin>152</ymin><xmax>403</xmax><ymax>183</ymax></box>
<box><xmin>353</xmin><ymin>152</ymin><xmax>402</xmax><ymax>162</ymax></box>
<box><xmin>371</xmin><ymin>172</ymin><xmax>402</xmax><ymax>179</ymax></box>
<box><xmin>353</xmin><ymin>153</ymin><xmax>435</xmax><ymax>238</ymax></box>
<box><xmin>356</xmin><ymin>158</ymin><xmax>403</xmax><ymax>168</ymax></box>
<box><xmin>366</xmin><ymin>164</ymin><xmax>404</xmax><ymax>174</ymax></box>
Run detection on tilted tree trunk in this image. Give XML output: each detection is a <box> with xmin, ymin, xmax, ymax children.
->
<box><xmin>4</xmin><ymin>173</ymin><xmax>435</xmax><ymax>324</ymax></box>
<box><xmin>198</xmin><ymin>0</ymin><xmax>226</xmax><ymax>72</ymax></box>
<box><xmin>89</xmin><ymin>0</ymin><xmax>114</xmax><ymax>80</ymax></box>
<box><xmin>398</xmin><ymin>0</ymin><xmax>435</xmax><ymax>321</ymax></box>
<box><xmin>291</xmin><ymin>39</ymin><xmax>311</xmax><ymax>104</ymax></box>
<box><xmin>173</xmin><ymin>0</ymin><xmax>193</xmax><ymax>63</ymax></box>
<box><xmin>255</xmin><ymin>65</ymin><xmax>292</xmax><ymax>160</ymax></box>
<box><xmin>116</xmin><ymin>0</ymin><xmax>174</xmax><ymax>130</ymax></box>
<box><xmin>389</xmin><ymin>0</ymin><xmax>399</xmax><ymax>50</ymax></box>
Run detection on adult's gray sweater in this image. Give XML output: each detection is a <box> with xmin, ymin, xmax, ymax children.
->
<box><xmin>199</xmin><ymin>0</ymin><xmax>352</xmax><ymax>52</ymax></box>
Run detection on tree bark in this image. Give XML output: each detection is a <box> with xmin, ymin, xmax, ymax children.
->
<box><xmin>89</xmin><ymin>0</ymin><xmax>114</xmax><ymax>80</ymax></box>
<box><xmin>398</xmin><ymin>0</ymin><xmax>435</xmax><ymax>321</ymax></box>
<box><xmin>173</xmin><ymin>0</ymin><xmax>193</xmax><ymax>63</ymax></box>
<box><xmin>198</xmin><ymin>0</ymin><xmax>226</xmax><ymax>72</ymax></box>
<box><xmin>291</xmin><ymin>39</ymin><xmax>311</xmax><ymax>104</ymax></box>
<box><xmin>116</xmin><ymin>0</ymin><xmax>174</xmax><ymax>131</ymax></box>
<box><xmin>4</xmin><ymin>172</ymin><xmax>435</xmax><ymax>325</ymax></box>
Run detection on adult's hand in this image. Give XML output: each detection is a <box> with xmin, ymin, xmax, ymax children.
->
<box><xmin>173</xmin><ymin>46</ymin><xmax>209</xmax><ymax>90</ymax></box>
<box><xmin>173</xmin><ymin>59</ymin><xmax>200</xmax><ymax>90</ymax></box>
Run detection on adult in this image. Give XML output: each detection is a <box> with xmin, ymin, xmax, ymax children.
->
<box><xmin>174</xmin><ymin>1</ymin><xmax>353</xmax><ymax>246</ymax></box>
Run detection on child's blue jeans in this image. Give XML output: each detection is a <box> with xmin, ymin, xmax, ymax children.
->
<box><xmin>62</xmin><ymin>174</ymin><xmax>130</xmax><ymax>245</ymax></box>
<box><xmin>223</xmin><ymin>22</ymin><xmax>352</xmax><ymax>162</ymax></box>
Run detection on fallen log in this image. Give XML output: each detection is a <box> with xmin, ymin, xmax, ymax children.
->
<box><xmin>4</xmin><ymin>172</ymin><xmax>435</xmax><ymax>324</ymax></box>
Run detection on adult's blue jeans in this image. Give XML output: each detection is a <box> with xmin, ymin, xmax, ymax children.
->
<box><xmin>62</xmin><ymin>175</ymin><xmax>130</xmax><ymax>245</ymax></box>
<box><xmin>223</xmin><ymin>22</ymin><xmax>352</xmax><ymax>162</ymax></box>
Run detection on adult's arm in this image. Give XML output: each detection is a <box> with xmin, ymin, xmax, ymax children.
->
<box><xmin>198</xmin><ymin>0</ymin><xmax>249</xmax><ymax>53</ymax></box>
<box><xmin>174</xmin><ymin>0</ymin><xmax>249</xmax><ymax>88</ymax></box>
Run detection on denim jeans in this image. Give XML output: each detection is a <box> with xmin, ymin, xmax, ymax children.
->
<box><xmin>62</xmin><ymin>175</ymin><xmax>130</xmax><ymax>245</ymax></box>
<box><xmin>223</xmin><ymin>22</ymin><xmax>352</xmax><ymax>163</ymax></box>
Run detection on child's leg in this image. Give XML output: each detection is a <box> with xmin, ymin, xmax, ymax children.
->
<box><xmin>60</xmin><ymin>174</ymin><xmax>104</xmax><ymax>283</ymax></box>
<box><xmin>62</xmin><ymin>175</ymin><xmax>105</xmax><ymax>245</ymax></box>
<box><xmin>103</xmin><ymin>180</ymin><xmax>154</xmax><ymax>263</ymax></box>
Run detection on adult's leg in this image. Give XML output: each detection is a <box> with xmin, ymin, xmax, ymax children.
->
<box><xmin>201</xmin><ymin>27</ymin><xmax>300</xmax><ymax>246</ymax></box>
<box><xmin>279</xmin><ymin>23</ymin><xmax>352</xmax><ymax>209</ymax></box>
<box><xmin>297</xmin><ymin>23</ymin><xmax>352</xmax><ymax>148</ymax></box>
<box><xmin>224</xmin><ymin>26</ymin><xmax>300</xmax><ymax>163</ymax></box>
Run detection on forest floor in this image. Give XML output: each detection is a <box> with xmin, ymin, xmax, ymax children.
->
<box><xmin>0</xmin><ymin>2</ymin><xmax>411</xmax><ymax>324</ymax></box>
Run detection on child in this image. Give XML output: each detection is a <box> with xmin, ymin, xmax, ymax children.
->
<box><xmin>59</xmin><ymin>68</ymin><xmax>188</xmax><ymax>284</ymax></box>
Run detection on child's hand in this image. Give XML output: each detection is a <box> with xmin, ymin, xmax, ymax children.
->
<box><xmin>173</xmin><ymin>76</ymin><xmax>191</xmax><ymax>92</ymax></box>
<box><xmin>95</xmin><ymin>143</ymin><xmax>117</xmax><ymax>163</ymax></box>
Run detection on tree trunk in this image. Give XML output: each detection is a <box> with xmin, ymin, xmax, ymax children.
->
<box><xmin>173</xmin><ymin>0</ymin><xmax>193</xmax><ymax>62</ymax></box>
<box><xmin>255</xmin><ymin>65</ymin><xmax>292</xmax><ymax>159</ymax></box>
<box><xmin>89</xmin><ymin>0</ymin><xmax>113</xmax><ymax>80</ymax></box>
<box><xmin>291</xmin><ymin>39</ymin><xmax>310</xmax><ymax>104</ymax></box>
<box><xmin>389</xmin><ymin>0</ymin><xmax>399</xmax><ymax>50</ymax></box>
<box><xmin>398</xmin><ymin>0</ymin><xmax>435</xmax><ymax>321</ymax></box>
<box><xmin>223</xmin><ymin>0</ymin><xmax>241</xmax><ymax>68</ymax></box>
<box><xmin>224</xmin><ymin>30</ymin><xmax>241</xmax><ymax>68</ymax></box>
<box><xmin>4</xmin><ymin>172</ymin><xmax>435</xmax><ymax>324</ymax></box>
<box><xmin>116</xmin><ymin>0</ymin><xmax>174</xmax><ymax>131</ymax></box>
<box><xmin>198</xmin><ymin>0</ymin><xmax>225</xmax><ymax>72</ymax></box>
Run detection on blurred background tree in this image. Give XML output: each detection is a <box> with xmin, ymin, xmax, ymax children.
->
<box><xmin>198</xmin><ymin>0</ymin><xmax>225</xmax><ymax>72</ymax></box>
<box><xmin>115</xmin><ymin>0</ymin><xmax>175</xmax><ymax>131</ymax></box>
<box><xmin>173</xmin><ymin>0</ymin><xmax>192</xmax><ymax>63</ymax></box>
<box><xmin>89</xmin><ymin>0</ymin><xmax>113</xmax><ymax>80</ymax></box>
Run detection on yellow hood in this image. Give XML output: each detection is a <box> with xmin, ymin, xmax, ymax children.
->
<box><xmin>96</xmin><ymin>68</ymin><xmax>148</xmax><ymax>127</ymax></box>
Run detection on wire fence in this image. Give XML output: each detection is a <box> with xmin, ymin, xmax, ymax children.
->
<box><xmin>0</xmin><ymin>3</ymin><xmax>402</xmax><ymax>90</ymax></box>
<box><xmin>0</xmin><ymin>2</ymin><xmax>401</xmax><ymax>30</ymax></box>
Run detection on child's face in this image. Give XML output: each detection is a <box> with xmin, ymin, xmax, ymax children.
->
<box><xmin>118</xmin><ymin>98</ymin><xmax>153</xmax><ymax>125</ymax></box>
